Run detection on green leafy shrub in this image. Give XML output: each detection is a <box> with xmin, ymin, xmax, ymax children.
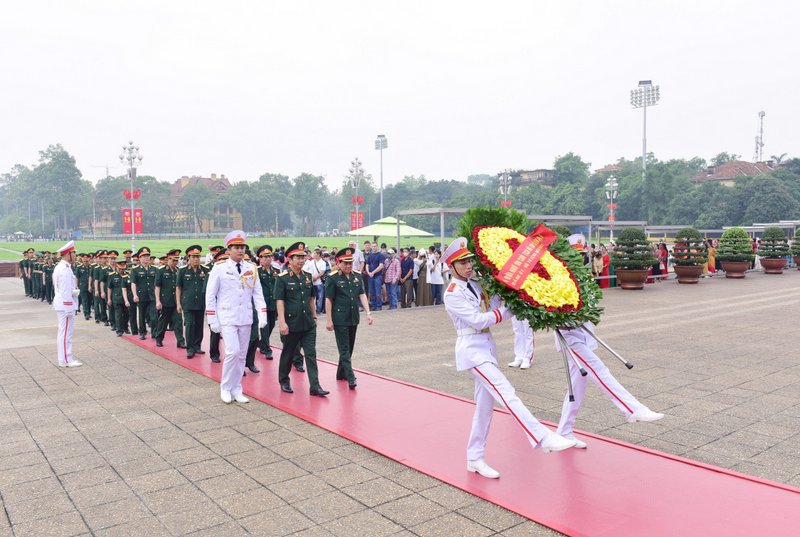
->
<box><xmin>716</xmin><ymin>227</ymin><xmax>755</xmax><ymax>262</ymax></box>
<box><xmin>672</xmin><ymin>227</ymin><xmax>708</xmax><ymax>266</ymax></box>
<box><xmin>611</xmin><ymin>227</ymin><xmax>658</xmax><ymax>269</ymax></box>
<box><xmin>791</xmin><ymin>230</ymin><xmax>800</xmax><ymax>256</ymax></box>
<box><xmin>757</xmin><ymin>227</ymin><xmax>790</xmax><ymax>259</ymax></box>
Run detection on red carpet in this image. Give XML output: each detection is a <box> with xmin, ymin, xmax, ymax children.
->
<box><xmin>127</xmin><ymin>332</ymin><xmax>800</xmax><ymax>536</ymax></box>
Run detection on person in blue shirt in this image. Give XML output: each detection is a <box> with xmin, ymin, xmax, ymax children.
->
<box><xmin>399</xmin><ymin>248</ymin><xmax>415</xmax><ymax>308</ymax></box>
<box><xmin>366</xmin><ymin>243</ymin><xmax>387</xmax><ymax>311</ymax></box>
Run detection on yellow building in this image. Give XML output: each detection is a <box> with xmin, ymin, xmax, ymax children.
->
<box><xmin>171</xmin><ymin>174</ymin><xmax>242</xmax><ymax>232</ymax></box>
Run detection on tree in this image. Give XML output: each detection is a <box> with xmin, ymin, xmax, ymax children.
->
<box><xmin>340</xmin><ymin>158</ymin><xmax>376</xmax><ymax>229</ymax></box>
<box><xmin>292</xmin><ymin>173</ymin><xmax>328</xmax><ymax>235</ymax></box>
<box><xmin>741</xmin><ymin>177</ymin><xmax>799</xmax><ymax>224</ymax></box>
<box><xmin>710</xmin><ymin>152</ymin><xmax>741</xmax><ymax>166</ymax></box>
<box><xmin>178</xmin><ymin>184</ymin><xmax>217</xmax><ymax>233</ymax></box>
<box><xmin>770</xmin><ymin>153</ymin><xmax>788</xmax><ymax>165</ymax></box>
<box><xmin>466</xmin><ymin>174</ymin><xmax>495</xmax><ymax>188</ymax></box>
<box><xmin>553</xmin><ymin>153</ymin><xmax>591</xmax><ymax>185</ymax></box>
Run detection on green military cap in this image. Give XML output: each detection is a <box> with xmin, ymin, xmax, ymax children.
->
<box><xmin>213</xmin><ymin>248</ymin><xmax>229</xmax><ymax>262</ymax></box>
<box><xmin>167</xmin><ymin>249</ymin><xmax>182</xmax><ymax>259</ymax></box>
<box><xmin>256</xmin><ymin>245</ymin><xmax>274</xmax><ymax>257</ymax></box>
<box><xmin>107</xmin><ymin>250</ymin><xmax>119</xmax><ymax>257</ymax></box>
<box><xmin>286</xmin><ymin>242</ymin><xmax>306</xmax><ymax>257</ymax></box>
<box><xmin>336</xmin><ymin>247</ymin><xmax>356</xmax><ymax>262</ymax></box>
<box><xmin>186</xmin><ymin>245</ymin><xmax>202</xmax><ymax>256</ymax></box>
<box><xmin>136</xmin><ymin>247</ymin><xmax>151</xmax><ymax>257</ymax></box>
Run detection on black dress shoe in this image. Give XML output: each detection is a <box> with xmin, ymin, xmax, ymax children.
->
<box><xmin>295</xmin><ymin>365</ymin><xmax>305</xmax><ymax>373</ymax></box>
<box><xmin>116</xmin><ymin>332</ymin><xmax>123</xmax><ymax>337</ymax></box>
<box><xmin>85</xmin><ymin>316</ymin><xmax>90</xmax><ymax>320</ymax></box>
<box><xmin>210</xmin><ymin>356</ymin><xmax>221</xmax><ymax>363</ymax></box>
<box><xmin>124</xmin><ymin>329</ymin><xmax>130</xmax><ymax>334</ymax></box>
<box><xmin>177</xmin><ymin>343</ymin><xmax>186</xmax><ymax>349</ymax></box>
<box><xmin>104</xmin><ymin>321</ymin><xmax>110</xmax><ymax>326</ymax></box>
<box><xmin>348</xmin><ymin>380</ymin><xmax>357</xmax><ymax>389</ymax></box>
<box><xmin>156</xmin><ymin>341</ymin><xmax>163</xmax><ymax>347</ymax></box>
<box><xmin>131</xmin><ymin>332</ymin><xmax>138</xmax><ymax>336</ymax></box>
<box><xmin>95</xmin><ymin>320</ymin><xmax>101</xmax><ymax>324</ymax></box>
<box><xmin>139</xmin><ymin>334</ymin><xmax>146</xmax><ymax>340</ymax></box>
<box><xmin>195</xmin><ymin>350</ymin><xmax>205</xmax><ymax>355</ymax></box>
<box><xmin>264</xmin><ymin>354</ymin><xmax>273</xmax><ymax>360</ymax></box>
<box><xmin>247</xmin><ymin>365</ymin><xmax>260</xmax><ymax>373</ymax></box>
<box><xmin>187</xmin><ymin>352</ymin><xmax>195</xmax><ymax>359</ymax></box>
<box><xmin>310</xmin><ymin>387</ymin><xmax>330</xmax><ymax>397</ymax></box>
<box><xmin>280</xmin><ymin>383</ymin><xmax>293</xmax><ymax>393</ymax></box>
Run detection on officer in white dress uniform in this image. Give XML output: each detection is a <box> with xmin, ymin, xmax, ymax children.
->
<box><xmin>53</xmin><ymin>241</ymin><xmax>82</xmax><ymax>367</ymax></box>
<box><xmin>555</xmin><ymin>322</ymin><xmax>664</xmax><ymax>448</ymax></box>
<box><xmin>442</xmin><ymin>237</ymin><xmax>575</xmax><ymax>479</ymax></box>
<box><xmin>205</xmin><ymin>231</ymin><xmax>267</xmax><ymax>403</ymax></box>
<box><xmin>509</xmin><ymin>315</ymin><xmax>535</xmax><ymax>369</ymax></box>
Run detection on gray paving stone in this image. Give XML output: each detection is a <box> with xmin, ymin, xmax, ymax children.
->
<box><xmin>11</xmin><ymin>510</ymin><xmax>88</xmax><ymax>537</ymax></box>
<box><xmin>316</xmin><ymin>463</ymin><xmax>380</xmax><ymax>489</ymax></box>
<box><xmin>412</xmin><ymin>512</ymin><xmax>495</xmax><ymax>537</ymax></box>
<box><xmin>194</xmin><ymin>471</ymin><xmax>261</xmax><ymax>499</ymax></box>
<box><xmin>126</xmin><ymin>468</ymin><xmax>190</xmax><ymax>495</ymax></box>
<box><xmin>293</xmin><ymin>488</ymin><xmax>369</xmax><ymax>525</ymax></box>
<box><xmin>457</xmin><ymin>500</ymin><xmax>527</xmax><ymax>532</ymax></box>
<box><xmin>4</xmin><ymin>491</ymin><xmax>75</xmax><ymax>525</ymax></box>
<box><xmin>157</xmin><ymin>504</ymin><xmax>233</xmax><ymax>535</ymax></box>
<box><xmin>69</xmin><ymin>479</ymin><xmax>135</xmax><ymax>509</ymax></box>
<box><xmin>94</xmin><ymin>517</ymin><xmax>172</xmax><ymax>537</ymax></box>
<box><xmin>324</xmin><ymin>509</ymin><xmax>403</xmax><ymax>537</ymax></box>
<box><xmin>341</xmin><ymin>477</ymin><xmax>413</xmax><ymax>507</ymax></box>
<box><xmin>240</xmin><ymin>504</ymin><xmax>315</xmax><ymax>535</ymax></box>
<box><xmin>247</xmin><ymin>459</ymin><xmax>309</xmax><ymax>486</ymax></box>
<box><xmin>142</xmin><ymin>483</ymin><xmax>209</xmax><ymax>514</ymax></box>
<box><xmin>81</xmin><ymin>497</ymin><xmax>152</xmax><ymax>531</ymax></box>
<box><xmin>268</xmin><ymin>474</ymin><xmax>336</xmax><ymax>503</ymax></box>
<box><xmin>374</xmin><ymin>494</ymin><xmax>449</xmax><ymax>527</ymax></box>
<box><xmin>214</xmin><ymin>486</ymin><xmax>286</xmax><ymax>519</ymax></box>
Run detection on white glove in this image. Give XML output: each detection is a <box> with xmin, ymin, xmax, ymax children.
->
<box><xmin>257</xmin><ymin>314</ymin><xmax>267</xmax><ymax>330</ymax></box>
<box><xmin>72</xmin><ymin>288</ymin><xmax>80</xmax><ymax>298</ymax></box>
<box><xmin>209</xmin><ymin>322</ymin><xmax>221</xmax><ymax>334</ymax></box>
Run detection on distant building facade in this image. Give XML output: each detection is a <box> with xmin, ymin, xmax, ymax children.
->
<box><xmin>691</xmin><ymin>161</ymin><xmax>775</xmax><ymax>187</ymax></box>
<box><xmin>171</xmin><ymin>174</ymin><xmax>242</xmax><ymax>232</ymax></box>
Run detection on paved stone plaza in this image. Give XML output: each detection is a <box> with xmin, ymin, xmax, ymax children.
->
<box><xmin>0</xmin><ymin>271</ymin><xmax>798</xmax><ymax>536</ymax></box>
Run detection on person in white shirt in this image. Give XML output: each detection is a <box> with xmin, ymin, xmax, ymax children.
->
<box><xmin>426</xmin><ymin>250</ymin><xmax>445</xmax><ymax>305</ymax></box>
<box><xmin>303</xmin><ymin>248</ymin><xmax>328</xmax><ymax>314</ymax></box>
<box><xmin>205</xmin><ymin>230</ymin><xmax>267</xmax><ymax>404</ymax></box>
<box><xmin>53</xmin><ymin>241</ymin><xmax>82</xmax><ymax>367</ymax></box>
<box><xmin>349</xmin><ymin>240</ymin><xmax>365</xmax><ymax>273</ymax></box>
<box><xmin>442</xmin><ymin>237</ymin><xmax>575</xmax><ymax>479</ymax></box>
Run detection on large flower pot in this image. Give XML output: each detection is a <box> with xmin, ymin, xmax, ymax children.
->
<box><xmin>794</xmin><ymin>255</ymin><xmax>800</xmax><ymax>270</ymax></box>
<box><xmin>720</xmin><ymin>260</ymin><xmax>750</xmax><ymax>278</ymax></box>
<box><xmin>673</xmin><ymin>264</ymin><xmax>704</xmax><ymax>284</ymax></box>
<box><xmin>760</xmin><ymin>257</ymin><xmax>786</xmax><ymax>274</ymax></box>
<box><xmin>615</xmin><ymin>269</ymin><xmax>649</xmax><ymax>290</ymax></box>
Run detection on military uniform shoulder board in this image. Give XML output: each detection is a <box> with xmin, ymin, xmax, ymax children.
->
<box><xmin>329</xmin><ymin>269</ymin><xmax>339</xmax><ymax>276</ymax></box>
<box><xmin>447</xmin><ymin>282</ymin><xmax>457</xmax><ymax>293</ymax></box>
<box><xmin>278</xmin><ymin>270</ymin><xmax>288</xmax><ymax>277</ymax></box>
<box><xmin>352</xmin><ymin>269</ymin><xmax>361</xmax><ymax>274</ymax></box>
<box><xmin>302</xmin><ymin>269</ymin><xmax>312</xmax><ymax>275</ymax></box>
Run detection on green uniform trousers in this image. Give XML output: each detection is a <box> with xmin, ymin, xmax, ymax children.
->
<box><xmin>278</xmin><ymin>329</ymin><xmax>321</xmax><ymax>389</ymax></box>
<box><xmin>333</xmin><ymin>324</ymin><xmax>358</xmax><ymax>382</ymax></box>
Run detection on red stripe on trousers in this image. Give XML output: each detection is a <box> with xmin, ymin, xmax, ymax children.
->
<box><xmin>571</xmin><ymin>348</ymin><xmax>633</xmax><ymax>414</ymax></box>
<box><xmin>473</xmin><ymin>365</ymin><xmax>539</xmax><ymax>444</ymax></box>
<box><xmin>63</xmin><ymin>315</ymin><xmax>69</xmax><ymax>364</ymax></box>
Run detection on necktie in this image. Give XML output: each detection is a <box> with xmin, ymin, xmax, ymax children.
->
<box><xmin>466</xmin><ymin>281</ymin><xmax>479</xmax><ymax>299</ymax></box>
<box><xmin>236</xmin><ymin>262</ymin><xmax>241</xmax><ymax>274</ymax></box>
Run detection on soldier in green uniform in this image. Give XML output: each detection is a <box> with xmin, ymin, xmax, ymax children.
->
<box><xmin>19</xmin><ymin>249</ymin><xmax>31</xmax><ymax>297</ymax></box>
<box><xmin>106</xmin><ymin>259</ymin><xmax>131</xmax><ymax>336</ymax></box>
<box><xmin>205</xmin><ymin>248</ymin><xmax>228</xmax><ymax>363</ymax></box>
<box><xmin>92</xmin><ymin>251</ymin><xmax>109</xmax><ymax>324</ymax></box>
<box><xmin>42</xmin><ymin>252</ymin><xmax>54</xmax><ymax>304</ymax></box>
<box><xmin>105</xmin><ymin>250</ymin><xmax>119</xmax><ymax>331</ymax></box>
<box><xmin>31</xmin><ymin>253</ymin><xmax>42</xmax><ymax>301</ymax></box>
<box><xmin>324</xmin><ymin>247</ymin><xmax>373</xmax><ymax>389</ymax></box>
<box><xmin>274</xmin><ymin>242</ymin><xmax>329</xmax><ymax>396</ymax></box>
<box><xmin>256</xmin><ymin>245</ymin><xmax>279</xmax><ymax>359</ymax></box>
<box><xmin>177</xmin><ymin>245</ymin><xmax>207</xmax><ymax>358</ymax></box>
<box><xmin>130</xmin><ymin>247</ymin><xmax>157</xmax><ymax>339</ymax></box>
<box><xmin>154</xmin><ymin>249</ymin><xmax>186</xmax><ymax>349</ymax></box>
<box><xmin>75</xmin><ymin>253</ymin><xmax>93</xmax><ymax>320</ymax></box>
<box><xmin>244</xmin><ymin>248</ymin><xmax>262</xmax><ymax>374</ymax></box>
<box><xmin>126</xmin><ymin>252</ymin><xmax>139</xmax><ymax>335</ymax></box>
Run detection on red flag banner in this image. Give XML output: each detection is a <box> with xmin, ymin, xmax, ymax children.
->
<box><xmin>122</xmin><ymin>209</ymin><xmax>132</xmax><ymax>234</ymax></box>
<box><xmin>350</xmin><ymin>211</ymin><xmax>364</xmax><ymax>230</ymax></box>
<box><xmin>496</xmin><ymin>224</ymin><xmax>558</xmax><ymax>290</ymax></box>
<box><xmin>133</xmin><ymin>189</ymin><xmax>141</xmax><ymax>199</ymax></box>
<box><xmin>123</xmin><ymin>189</ymin><xmax>131</xmax><ymax>200</ymax></box>
<box><xmin>134</xmin><ymin>209</ymin><xmax>143</xmax><ymax>234</ymax></box>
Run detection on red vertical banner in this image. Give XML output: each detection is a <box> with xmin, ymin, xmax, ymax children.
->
<box><xmin>122</xmin><ymin>209</ymin><xmax>132</xmax><ymax>234</ymax></box>
<box><xmin>350</xmin><ymin>211</ymin><xmax>364</xmax><ymax>230</ymax></box>
<box><xmin>134</xmin><ymin>209</ymin><xmax>143</xmax><ymax>234</ymax></box>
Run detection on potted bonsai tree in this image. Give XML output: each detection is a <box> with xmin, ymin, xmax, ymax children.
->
<box><xmin>611</xmin><ymin>227</ymin><xmax>657</xmax><ymax>289</ymax></box>
<box><xmin>757</xmin><ymin>226</ymin><xmax>789</xmax><ymax>274</ymax></box>
<box><xmin>671</xmin><ymin>227</ymin><xmax>708</xmax><ymax>284</ymax></box>
<box><xmin>791</xmin><ymin>230</ymin><xmax>800</xmax><ymax>270</ymax></box>
<box><xmin>716</xmin><ymin>227</ymin><xmax>754</xmax><ymax>278</ymax></box>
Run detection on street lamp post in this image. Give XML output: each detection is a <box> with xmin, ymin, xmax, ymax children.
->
<box><xmin>374</xmin><ymin>134</ymin><xmax>387</xmax><ymax>219</ymax></box>
<box><xmin>604</xmin><ymin>175</ymin><xmax>619</xmax><ymax>242</ymax></box>
<box><xmin>630</xmin><ymin>80</ymin><xmax>660</xmax><ymax>182</ymax></box>
<box><xmin>498</xmin><ymin>169</ymin><xmax>513</xmax><ymax>207</ymax></box>
<box><xmin>349</xmin><ymin>157</ymin><xmax>364</xmax><ymax>238</ymax></box>
<box><xmin>119</xmin><ymin>141</ymin><xmax>143</xmax><ymax>252</ymax></box>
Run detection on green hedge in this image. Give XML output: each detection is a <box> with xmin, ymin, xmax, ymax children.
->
<box><xmin>791</xmin><ymin>230</ymin><xmax>800</xmax><ymax>256</ymax></box>
<box><xmin>611</xmin><ymin>227</ymin><xmax>658</xmax><ymax>269</ymax></box>
<box><xmin>757</xmin><ymin>227</ymin><xmax>790</xmax><ymax>259</ymax></box>
<box><xmin>717</xmin><ymin>227</ymin><xmax>755</xmax><ymax>262</ymax></box>
<box><xmin>672</xmin><ymin>227</ymin><xmax>708</xmax><ymax>266</ymax></box>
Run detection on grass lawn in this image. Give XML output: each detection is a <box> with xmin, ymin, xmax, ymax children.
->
<box><xmin>0</xmin><ymin>235</ymin><xmax>448</xmax><ymax>261</ymax></box>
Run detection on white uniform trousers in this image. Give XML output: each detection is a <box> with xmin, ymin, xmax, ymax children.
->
<box><xmin>556</xmin><ymin>342</ymin><xmax>645</xmax><ymax>436</ymax></box>
<box><xmin>220</xmin><ymin>324</ymin><xmax>251</xmax><ymax>396</ymax></box>
<box><xmin>56</xmin><ymin>310</ymin><xmax>75</xmax><ymax>366</ymax></box>
<box><xmin>467</xmin><ymin>362</ymin><xmax>552</xmax><ymax>461</ymax></box>
<box><xmin>511</xmin><ymin>316</ymin><xmax>535</xmax><ymax>364</ymax></box>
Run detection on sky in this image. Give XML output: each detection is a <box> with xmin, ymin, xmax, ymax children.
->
<box><xmin>1</xmin><ymin>1</ymin><xmax>796</xmax><ymax>190</ymax></box>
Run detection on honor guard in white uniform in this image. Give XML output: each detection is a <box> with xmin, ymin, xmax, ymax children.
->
<box><xmin>205</xmin><ymin>231</ymin><xmax>267</xmax><ymax>403</ymax></box>
<box><xmin>53</xmin><ymin>241</ymin><xmax>82</xmax><ymax>367</ymax></box>
<box><xmin>442</xmin><ymin>238</ymin><xmax>575</xmax><ymax>479</ymax></box>
<box><xmin>554</xmin><ymin>323</ymin><xmax>664</xmax><ymax>448</ymax></box>
<box><xmin>509</xmin><ymin>315</ymin><xmax>535</xmax><ymax>369</ymax></box>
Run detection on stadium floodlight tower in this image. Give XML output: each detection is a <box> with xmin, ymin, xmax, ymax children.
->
<box><xmin>630</xmin><ymin>80</ymin><xmax>660</xmax><ymax>182</ymax></box>
<box><xmin>374</xmin><ymin>134</ymin><xmax>388</xmax><ymax>219</ymax></box>
<box><xmin>119</xmin><ymin>141</ymin><xmax>143</xmax><ymax>252</ymax></box>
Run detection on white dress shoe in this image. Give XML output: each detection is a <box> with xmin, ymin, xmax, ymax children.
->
<box><xmin>66</xmin><ymin>361</ymin><xmax>83</xmax><ymax>368</ymax></box>
<box><xmin>233</xmin><ymin>393</ymin><xmax>249</xmax><ymax>404</ymax></box>
<box><xmin>508</xmin><ymin>358</ymin><xmax>523</xmax><ymax>368</ymax></box>
<box><xmin>519</xmin><ymin>360</ymin><xmax>532</xmax><ymax>370</ymax></box>
<box><xmin>628</xmin><ymin>407</ymin><xmax>664</xmax><ymax>423</ymax></box>
<box><xmin>539</xmin><ymin>433</ymin><xmax>577</xmax><ymax>453</ymax></box>
<box><xmin>220</xmin><ymin>390</ymin><xmax>232</xmax><ymax>404</ymax></box>
<box><xmin>467</xmin><ymin>458</ymin><xmax>500</xmax><ymax>479</ymax></box>
<box><xmin>564</xmin><ymin>433</ymin><xmax>587</xmax><ymax>449</ymax></box>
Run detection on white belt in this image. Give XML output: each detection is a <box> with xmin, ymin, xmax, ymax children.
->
<box><xmin>456</xmin><ymin>327</ymin><xmax>490</xmax><ymax>336</ymax></box>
